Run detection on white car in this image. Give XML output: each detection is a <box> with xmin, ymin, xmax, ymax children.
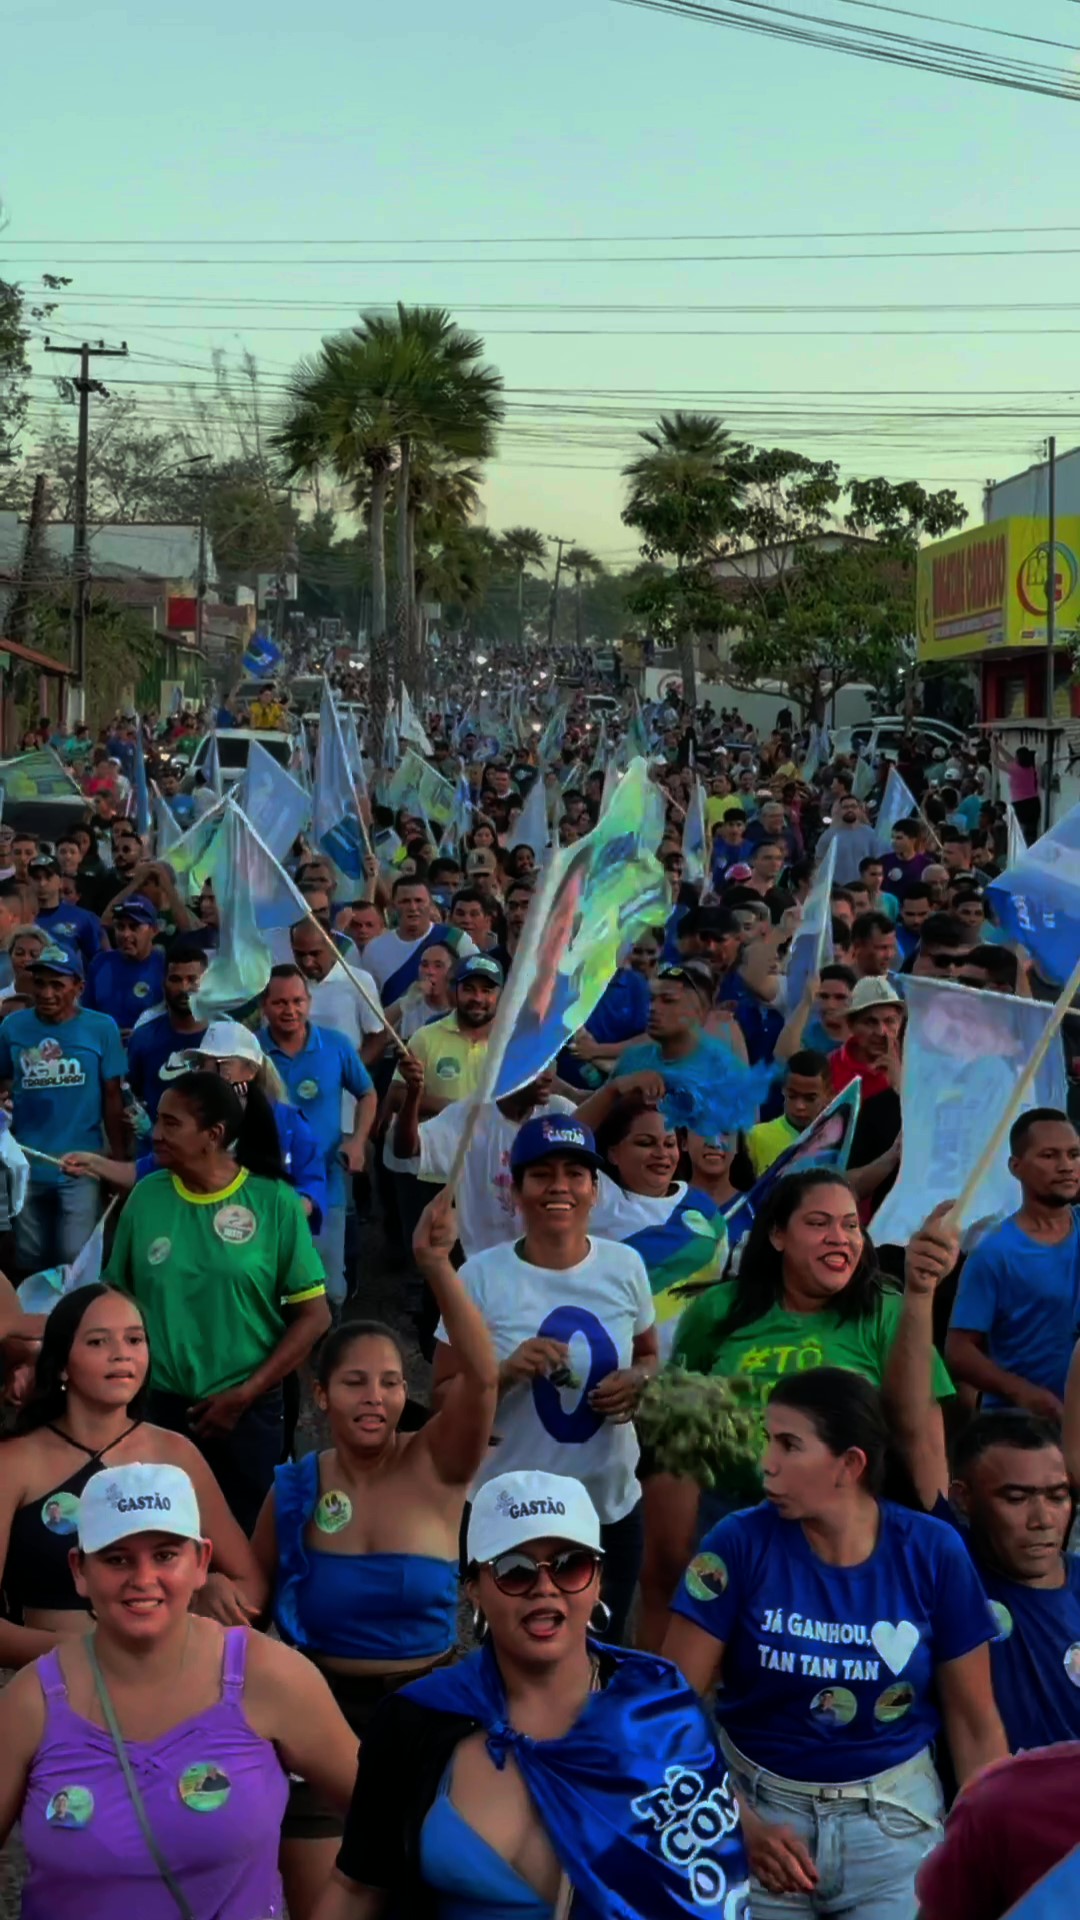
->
<box><xmin>833</xmin><ymin>716</ymin><xmax>970</xmax><ymax>764</ymax></box>
<box><xmin>183</xmin><ymin>729</ymin><xmax>294</xmax><ymax>790</ymax></box>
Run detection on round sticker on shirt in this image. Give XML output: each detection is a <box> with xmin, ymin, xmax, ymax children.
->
<box><xmin>1064</xmin><ymin>1642</ymin><xmax>1080</xmax><ymax>1688</ymax></box>
<box><xmin>147</xmin><ymin>1237</ymin><xmax>171</xmax><ymax>1267</ymax></box>
<box><xmin>213</xmin><ymin>1205</ymin><xmax>257</xmax><ymax>1246</ymax></box>
<box><xmin>178</xmin><ymin>1763</ymin><xmax>232</xmax><ymax>1812</ymax></box>
<box><xmin>989</xmin><ymin>1601</ymin><xmax>1013</xmax><ymax>1641</ymax></box>
<box><xmin>874</xmin><ymin>1683</ymin><xmax>915</xmax><ymax>1724</ymax></box>
<box><xmin>809</xmin><ymin>1687</ymin><xmax>857</xmax><ymax>1728</ymax></box>
<box><xmin>133</xmin><ymin>981</ymin><xmax>151</xmax><ymax>999</ymax></box>
<box><xmin>684</xmin><ymin>1553</ymin><xmax>728</xmax><ymax>1603</ymax></box>
<box><xmin>46</xmin><ymin>1786</ymin><xmax>94</xmax><ymax>1827</ymax></box>
<box><xmin>435</xmin><ymin>1057</ymin><xmax>461</xmax><ymax>1081</ymax></box>
<box><xmin>41</xmin><ymin>1491</ymin><xmax>80</xmax><ymax>1535</ymax></box>
<box><xmin>296</xmin><ymin>1078</ymin><xmax>319</xmax><ymax>1100</ymax></box>
<box><xmin>314</xmin><ymin>1490</ymin><xmax>352</xmax><ymax>1534</ymax></box>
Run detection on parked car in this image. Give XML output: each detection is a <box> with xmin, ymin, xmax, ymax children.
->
<box><xmin>833</xmin><ymin>716</ymin><xmax>970</xmax><ymax>763</ymax></box>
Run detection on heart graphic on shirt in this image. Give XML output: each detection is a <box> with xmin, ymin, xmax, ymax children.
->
<box><xmin>870</xmin><ymin>1620</ymin><xmax>920</xmax><ymax>1676</ymax></box>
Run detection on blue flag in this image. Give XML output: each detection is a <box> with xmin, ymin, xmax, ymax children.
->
<box><xmin>314</xmin><ymin>678</ymin><xmax>366</xmax><ymax>882</ymax></box>
<box><xmin>681</xmin><ymin>778</ymin><xmax>708</xmax><ymax>887</ymax></box>
<box><xmin>191</xmin><ymin>802</ymin><xmax>309</xmax><ymax>1021</ymax></box>
<box><xmin>1007</xmin><ymin>1844</ymin><xmax>1080</xmax><ymax>1917</ymax></box>
<box><xmin>785</xmin><ymin>837</ymin><xmax>837</xmax><ymax>1010</ymax></box>
<box><xmin>242</xmin><ymin>630</ymin><xmax>283</xmax><ymax>678</ymax></box>
<box><xmin>988</xmin><ymin>799</ymin><xmax>1080</xmax><ymax>985</ymax></box>
<box><xmin>875</xmin><ymin>763</ymin><xmax>919</xmax><ymax>851</ymax></box>
<box><xmin>237</xmin><ymin>738</ymin><xmax>310</xmax><ymax>862</ymax></box>
<box><xmin>407</xmin><ymin>1640</ymin><xmax>750</xmax><ymax>1920</ymax></box>
<box><xmin>204</xmin><ymin>727</ymin><xmax>223</xmax><ymax>800</ymax></box>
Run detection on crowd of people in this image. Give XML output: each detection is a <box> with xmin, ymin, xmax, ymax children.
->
<box><xmin>0</xmin><ymin>663</ymin><xmax>1076</xmax><ymax>1917</ymax></box>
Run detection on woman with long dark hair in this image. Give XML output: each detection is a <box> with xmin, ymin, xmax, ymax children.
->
<box><xmin>103</xmin><ymin>1070</ymin><xmax>330</xmax><ymax>1531</ymax></box>
<box><xmin>664</xmin><ymin>1370</ymin><xmax>1006</xmax><ymax>1918</ymax></box>
<box><xmin>251</xmin><ymin>1191</ymin><xmax>498</xmax><ymax>1920</ymax></box>
<box><xmin>0</xmin><ymin>1285</ymin><xmax>265</xmax><ymax>1667</ymax></box>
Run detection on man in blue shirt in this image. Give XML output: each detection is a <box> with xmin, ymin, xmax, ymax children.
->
<box><xmin>31</xmin><ymin>854</ymin><xmax>105</xmax><ymax>973</ymax></box>
<box><xmin>260</xmin><ymin>963</ymin><xmax>376</xmax><ymax>1309</ymax></box>
<box><xmin>84</xmin><ymin>894</ymin><xmax>167</xmax><ymax>1037</ymax></box>
<box><xmin>947</xmin><ymin>1107</ymin><xmax>1080</xmax><ymax>1418</ymax></box>
<box><xmin>0</xmin><ymin>941</ymin><xmax>126</xmax><ymax>1273</ymax></box>
<box><xmin>126</xmin><ymin>941</ymin><xmax>208</xmax><ymax>1119</ymax></box>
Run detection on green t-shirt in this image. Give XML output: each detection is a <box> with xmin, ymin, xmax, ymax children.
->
<box><xmin>105</xmin><ymin>1168</ymin><xmax>326</xmax><ymax>1399</ymax></box>
<box><xmin>673</xmin><ymin>1282</ymin><xmax>954</xmax><ymax>1406</ymax></box>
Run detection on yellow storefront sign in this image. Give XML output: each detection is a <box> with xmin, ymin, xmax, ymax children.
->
<box><xmin>916</xmin><ymin>516</ymin><xmax>1080</xmax><ymax>662</ymax></box>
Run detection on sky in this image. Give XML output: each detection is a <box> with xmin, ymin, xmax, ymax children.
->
<box><xmin>6</xmin><ymin>0</ymin><xmax>1080</xmax><ymax>562</ymax></box>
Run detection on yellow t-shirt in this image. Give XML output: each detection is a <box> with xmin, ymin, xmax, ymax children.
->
<box><xmin>396</xmin><ymin>1012</ymin><xmax>490</xmax><ymax>1101</ymax></box>
<box><xmin>746</xmin><ymin>1113</ymin><xmax>800</xmax><ymax>1178</ymax></box>
<box><xmin>705</xmin><ymin>793</ymin><xmax>745</xmax><ymax>830</ymax></box>
<box><xmin>250</xmin><ymin>699</ymin><xmax>284</xmax><ymax>729</ymax></box>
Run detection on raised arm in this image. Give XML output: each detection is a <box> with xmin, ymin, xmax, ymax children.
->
<box><xmin>412</xmin><ymin>1191</ymin><xmax>499</xmax><ymax>1483</ymax></box>
<box><xmin>883</xmin><ymin>1203</ymin><xmax>959</xmax><ymax>1511</ymax></box>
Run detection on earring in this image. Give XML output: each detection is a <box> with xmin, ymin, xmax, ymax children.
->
<box><xmin>589</xmin><ymin>1600</ymin><xmax>612</xmax><ymax>1635</ymax></box>
<box><xmin>471</xmin><ymin>1605</ymin><xmax>489</xmax><ymax>1643</ymax></box>
<box><xmin>60</xmin><ymin>1379</ymin><xmax>68</xmax><ymax>1393</ymax></box>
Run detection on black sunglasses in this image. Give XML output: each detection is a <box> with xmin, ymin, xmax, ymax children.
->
<box><xmin>487</xmin><ymin>1546</ymin><xmax>604</xmax><ymax>1597</ymax></box>
<box><xmin>926</xmin><ymin>950</ymin><xmax>970</xmax><ymax>969</ymax></box>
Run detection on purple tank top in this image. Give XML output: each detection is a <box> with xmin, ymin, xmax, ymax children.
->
<box><xmin>22</xmin><ymin>1627</ymin><xmax>289</xmax><ymax>1920</ymax></box>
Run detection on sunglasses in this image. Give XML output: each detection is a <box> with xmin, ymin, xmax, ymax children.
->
<box><xmin>926</xmin><ymin>951</ymin><xmax>970</xmax><ymax>970</ymax></box>
<box><xmin>487</xmin><ymin>1546</ymin><xmax>604</xmax><ymax>1597</ymax></box>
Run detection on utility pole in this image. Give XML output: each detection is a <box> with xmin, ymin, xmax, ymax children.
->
<box><xmin>546</xmin><ymin>534</ymin><xmax>572</xmax><ymax>651</ymax></box>
<box><xmin>44</xmin><ymin>338</ymin><xmax>128</xmax><ymax>716</ymax></box>
<box><xmin>176</xmin><ymin>455</ymin><xmax>212</xmax><ymax>657</ymax></box>
<box><xmin>1044</xmin><ymin>434</ymin><xmax>1057</xmax><ymax>832</ymax></box>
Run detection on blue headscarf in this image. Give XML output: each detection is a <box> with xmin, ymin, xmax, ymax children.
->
<box><xmin>405</xmin><ymin>1639</ymin><xmax>750</xmax><ymax>1918</ymax></box>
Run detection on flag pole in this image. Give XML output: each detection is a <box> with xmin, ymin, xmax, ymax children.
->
<box><xmin>947</xmin><ymin>946</ymin><xmax>1080</xmax><ymax>1227</ymax></box>
<box><xmin>301</xmin><ymin>909</ymin><xmax>413</xmax><ymax>1059</ymax></box>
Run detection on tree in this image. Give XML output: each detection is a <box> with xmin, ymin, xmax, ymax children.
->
<box><xmin>498</xmin><ymin>528</ymin><xmax>549</xmax><ymax>653</ymax></box>
<box><xmin>563</xmin><ymin>546</ymin><xmax>604</xmax><ymax>649</ymax></box>
<box><xmin>0</xmin><ymin>264</ymin><xmax>68</xmax><ymax>481</ymax></box>
<box><xmin>622</xmin><ymin>413</ymin><xmax>744</xmax><ymax>709</ymax></box>
<box><xmin>715</xmin><ymin>452</ymin><xmax>968</xmax><ymax>720</ymax></box>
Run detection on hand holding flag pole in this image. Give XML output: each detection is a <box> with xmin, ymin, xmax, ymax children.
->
<box><xmin>299</xmin><ymin>908</ymin><xmax>413</xmax><ymax>1060</ymax></box>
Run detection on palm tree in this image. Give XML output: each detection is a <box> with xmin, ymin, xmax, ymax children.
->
<box><xmin>410</xmin><ymin>454</ymin><xmax>484</xmax><ymax>692</ymax></box>
<box><xmin>622</xmin><ymin>412</ymin><xmax>740</xmax><ymax>711</ymax></box>
<box><xmin>563</xmin><ymin>546</ymin><xmax>603</xmax><ymax>650</ymax></box>
<box><xmin>498</xmin><ymin>527</ymin><xmax>549</xmax><ymax>655</ymax></box>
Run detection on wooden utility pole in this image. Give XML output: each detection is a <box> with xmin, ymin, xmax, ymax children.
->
<box><xmin>43</xmin><ymin>337</ymin><xmax>128</xmax><ymax>711</ymax></box>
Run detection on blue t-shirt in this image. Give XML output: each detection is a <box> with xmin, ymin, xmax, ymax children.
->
<box><xmin>559</xmin><ymin>967</ymin><xmax>650</xmax><ymax>1092</ymax></box>
<box><xmin>671</xmin><ymin>1499</ymin><xmax>997</xmax><ymax>1782</ymax></box>
<box><xmin>36</xmin><ymin>903</ymin><xmax>105</xmax><ymax>972</ymax></box>
<box><xmin>0</xmin><ymin>1008</ymin><xmax>126</xmax><ymax>1185</ymax></box>
<box><xmin>261</xmin><ymin>1023</ymin><xmax>373</xmax><ymax>1206</ymax></box>
<box><xmin>929</xmin><ymin>1497</ymin><xmax>1080</xmax><ymax>1753</ymax></box>
<box><xmin>949</xmin><ymin>1211</ymin><xmax>1080</xmax><ymax>1403</ymax></box>
<box><xmin>126</xmin><ymin>1013</ymin><xmax>208</xmax><ymax>1119</ymax></box>
<box><xmin>84</xmin><ymin>947</ymin><xmax>166</xmax><ymax>1033</ymax></box>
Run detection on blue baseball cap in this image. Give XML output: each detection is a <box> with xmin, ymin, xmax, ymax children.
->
<box><xmin>113</xmin><ymin>893</ymin><xmax>160</xmax><ymax>928</ymax></box>
<box><xmin>510</xmin><ymin>1114</ymin><xmax>604</xmax><ymax>1174</ymax></box>
<box><xmin>454</xmin><ymin>953</ymin><xmax>504</xmax><ymax>988</ymax></box>
<box><xmin>32</xmin><ymin>941</ymin><xmax>84</xmax><ymax>981</ymax></box>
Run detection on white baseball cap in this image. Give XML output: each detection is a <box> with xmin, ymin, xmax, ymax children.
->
<box><xmin>848</xmin><ymin>976</ymin><xmax>903</xmax><ymax>1015</ymax></box>
<box><xmin>198</xmin><ymin>1020</ymin><xmax>264</xmax><ymax>1067</ymax></box>
<box><xmin>467</xmin><ymin>1471</ymin><xmax>601</xmax><ymax>1565</ymax></box>
<box><xmin>78</xmin><ymin>1463</ymin><xmax>204</xmax><ymax>1554</ymax></box>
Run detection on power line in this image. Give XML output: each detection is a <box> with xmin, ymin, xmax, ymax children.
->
<box><xmin>15</xmin><ymin>245</ymin><xmax>1080</xmax><ymax>265</ymax></box>
<box><xmin>12</xmin><ymin>222</ymin><xmax>1080</xmax><ymax>244</ymax></box>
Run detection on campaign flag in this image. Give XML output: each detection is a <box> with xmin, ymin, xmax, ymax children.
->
<box><xmin>588</xmin><ymin>718</ymin><xmax>608</xmax><ymax>778</ymax></box>
<box><xmin>537</xmin><ymin>700</ymin><xmax>568</xmax><ymax>765</ymax></box>
<box><xmin>988</xmin><ymin>798</ymin><xmax>1080</xmax><ymax>985</ymax></box>
<box><xmin>600</xmin><ymin>759</ymin><xmax>620</xmax><ymax>815</ymax></box>
<box><xmin>242</xmin><ymin>630</ymin><xmax>283</xmax><ymax>678</ymax></box>
<box><xmin>237</xmin><ymin>738</ymin><xmax>310</xmax><ymax>861</ymax></box>
<box><xmin>341</xmin><ymin>711</ymin><xmax>368</xmax><ymax>800</ymax></box>
<box><xmin>469</xmin><ymin>758</ymin><xmax>666</xmax><ymax>1100</ymax></box>
<box><xmin>0</xmin><ymin>747</ymin><xmax>81</xmax><ymax>802</ymax></box>
<box><xmin>159</xmin><ymin>796</ymin><xmax>228</xmax><ymax>896</ymax></box>
<box><xmin>1006</xmin><ymin>1844</ymin><xmax>1080</xmax><ymax>1918</ymax></box>
<box><xmin>724</xmin><ymin>1082</ymin><xmax>862</xmax><ymax>1248</ymax></box>
<box><xmin>626</xmin><ymin>695</ymin><xmax>650</xmax><ymax>761</ymax></box>
<box><xmin>560</xmin><ymin>760</ymin><xmax>584</xmax><ymax>794</ymax></box>
<box><xmin>388</xmin><ymin>749</ymin><xmax>454</xmax><ymax>826</ymax></box>
<box><xmin>875</xmin><ymin>763</ymin><xmax>919</xmax><ymax>851</ymax></box>
<box><xmin>871</xmin><ymin>976</ymin><xmax>1068</xmax><ymax>1249</ymax></box>
<box><xmin>399</xmin><ymin>684</ymin><xmax>433</xmax><ymax>755</ymax></box>
<box><xmin>381</xmin><ymin>705</ymin><xmax>401</xmax><ymax>773</ymax></box>
<box><xmin>785</xmin><ymin>837</ymin><xmax>837</xmax><ymax>1010</ymax></box>
<box><xmin>314</xmin><ymin>678</ymin><xmax>367</xmax><ymax>882</ymax></box>
<box><xmin>204</xmin><ymin>728</ymin><xmax>223</xmax><ymax>800</ymax></box>
<box><xmin>852</xmin><ymin>752</ymin><xmax>876</xmax><ymax>803</ymax></box>
<box><xmin>192</xmin><ymin>801</ymin><xmax>309</xmax><ymax>1021</ymax></box>
<box><xmin>1005</xmin><ymin>801</ymin><xmax>1027</xmax><ymax>871</ymax></box>
<box><xmin>506</xmin><ymin>774</ymin><xmax>548</xmax><ymax>857</ymax></box>
<box><xmin>153</xmin><ymin>789</ymin><xmax>183</xmax><ymax>854</ymax></box>
<box><xmin>441</xmin><ymin>772</ymin><xmax>473</xmax><ymax>857</ymax></box>
<box><xmin>17</xmin><ymin>1196</ymin><xmax>116</xmax><ymax>1317</ymax></box>
<box><xmin>801</xmin><ymin>723</ymin><xmax>826</xmax><ymax>785</ymax></box>
<box><xmin>131</xmin><ymin>721</ymin><xmax>151</xmax><ymax>839</ymax></box>
<box><xmin>681</xmin><ymin>778</ymin><xmax>708</xmax><ymax>886</ymax></box>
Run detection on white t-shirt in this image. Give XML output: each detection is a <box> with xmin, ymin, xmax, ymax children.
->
<box><xmin>437</xmin><ymin>1237</ymin><xmax>655</xmax><ymax>1524</ymax></box>
<box><xmin>362</xmin><ymin>924</ymin><xmax>477</xmax><ymax>993</ymax></box>
<box><xmin>590</xmin><ymin>1176</ymin><xmax>688</xmax><ymax>1242</ymax></box>
<box><xmin>416</xmin><ymin>1096</ymin><xmax>576</xmax><ymax>1254</ymax></box>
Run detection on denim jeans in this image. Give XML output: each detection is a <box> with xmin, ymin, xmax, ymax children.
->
<box><xmin>723</xmin><ymin>1739</ymin><xmax>944</xmax><ymax>1920</ymax></box>
<box><xmin>314</xmin><ymin>1201</ymin><xmax>348</xmax><ymax>1308</ymax></box>
<box><xmin>15</xmin><ymin>1176</ymin><xmax>101</xmax><ymax>1275</ymax></box>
